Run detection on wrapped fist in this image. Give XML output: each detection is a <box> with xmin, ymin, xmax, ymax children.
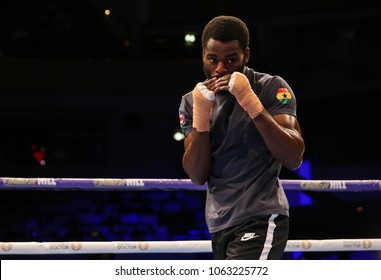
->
<box><xmin>228</xmin><ymin>72</ymin><xmax>263</xmax><ymax>119</ymax></box>
<box><xmin>192</xmin><ymin>83</ymin><xmax>215</xmax><ymax>132</ymax></box>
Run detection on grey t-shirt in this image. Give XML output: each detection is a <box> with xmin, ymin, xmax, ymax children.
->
<box><xmin>178</xmin><ymin>67</ymin><xmax>297</xmax><ymax>233</ymax></box>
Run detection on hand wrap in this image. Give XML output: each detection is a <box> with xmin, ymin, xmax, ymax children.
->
<box><xmin>192</xmin><ymin>83</ymin><xmax>215</xmax><ymax>132</ymax></box>
<box><xmin>228</xmin><ymin>72</ymin><xmax>264</xmax><ymax>119</ymax></box>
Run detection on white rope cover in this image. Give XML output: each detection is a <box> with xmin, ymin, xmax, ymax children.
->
<box><xmin>1</xmin><ymin>239</ymin><xmax>380</xmax><ymax>255</ymax></box>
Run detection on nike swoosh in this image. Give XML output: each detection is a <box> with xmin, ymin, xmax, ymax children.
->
<box><xmin>241</xmin><ymin>235</ymin><xmax>260</xmax><ymax>241</ymax></box>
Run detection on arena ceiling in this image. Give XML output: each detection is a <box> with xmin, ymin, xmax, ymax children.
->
<box><xmin>1</xmin><ymin>0</ymin><xmax>380</xmax><ymax>59</ymax></box>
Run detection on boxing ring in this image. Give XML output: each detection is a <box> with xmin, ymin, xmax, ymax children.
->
<box><xmin>0</xmin><ymin>178</ymin><xmax>380</xmax><ymax>257</ymax></box>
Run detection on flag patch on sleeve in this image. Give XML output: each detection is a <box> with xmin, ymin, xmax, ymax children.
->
<box><xmin>276</xmin><ymin>88</ymin><xmax>292</xmax><ymax>104</ymax></box>
<box><xmin>179</xmin><ymin>112</ymin><xmax>185</xmax><ymax>126</ymax></box>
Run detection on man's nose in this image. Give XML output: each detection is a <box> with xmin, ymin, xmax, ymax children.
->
<box><xmin>215</xmin><ymin>61</ymin><xmax>227</xmax><ymax>75</ymax></box>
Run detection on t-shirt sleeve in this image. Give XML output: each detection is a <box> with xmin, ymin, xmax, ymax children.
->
<box><xmin>178</xmin><ymin>92</ymin><xmax>194</xmax><ymax>137</ymax></box>
<box><xmin>262</xmin><ymin>75</ymin><xmax>297</xmax><ymax>117</ymax></box>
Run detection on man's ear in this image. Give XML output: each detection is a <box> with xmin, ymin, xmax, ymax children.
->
<box><xmin>244</xmin><ymin>47</ymin><xmax>250</xmax><ymax>63</ymax></box>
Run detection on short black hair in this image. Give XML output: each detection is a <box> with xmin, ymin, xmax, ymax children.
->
<box><xmin>201</xmin><ymin>15</ymin><xmax>250</xmax><ymax>50</ymax></box>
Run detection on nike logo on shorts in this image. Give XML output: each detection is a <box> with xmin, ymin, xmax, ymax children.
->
<box><xmin>241</xmin><ymin>232</ymin><xmax>260</xmax><ymax>241</ymax></box>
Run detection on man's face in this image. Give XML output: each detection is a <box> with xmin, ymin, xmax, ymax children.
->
<box><xmin>202</xmin><ymin>38</ymin><xmax>249</xmax><ymax>79</ymax></box>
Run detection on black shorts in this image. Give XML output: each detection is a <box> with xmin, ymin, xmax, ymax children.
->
<box><xmin>210</xmin><ymin>214</ymin><xmax>289</xmax><ymax>260</ymax></box>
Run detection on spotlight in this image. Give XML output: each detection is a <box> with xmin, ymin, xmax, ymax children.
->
<box><xmin>173</xmin><ymin>130</ymin><xmax>185</xmax><ymax>141</ymax></box>
<box><xmin>184</xmin><ymin>32</ymin><xmax>196</xmax><ymax>46</ymax></box>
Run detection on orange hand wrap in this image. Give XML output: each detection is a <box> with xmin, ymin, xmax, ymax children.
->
<box><xmin>192</xmin><ymin>83</ymin><xmax>215</xmax><ymax>132</ymax></box>
<box><xmin>228</xmin><ymin>72</ymin><xmax>264</xmax><ymax>119</ymax></box>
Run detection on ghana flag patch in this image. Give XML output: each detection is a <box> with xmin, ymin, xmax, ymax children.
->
<box><xmin>276</xmin><ymin>88</ymin><xmax>292</xmax><ymax>104</ymax></box>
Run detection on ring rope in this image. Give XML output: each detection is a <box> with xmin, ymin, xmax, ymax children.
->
<box><xmin>0</xmin><ymin>178</ymin><xmax>380</xmax><ymax>192</ymax></box>
<box><xmin>1</xmin><ymin>239</ymin><xmax>380</xmax><ymax>255</ymax></box>
<box><xmin>2</xmin><ymin>179</ymin><xmax>380</xmax><ymax>256</ymax></box>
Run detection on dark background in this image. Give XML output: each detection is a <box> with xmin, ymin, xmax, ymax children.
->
<box><xmin>0</xmin><ymin>0</ymin><xmax>380</xmax><ymax>260</ymax></box>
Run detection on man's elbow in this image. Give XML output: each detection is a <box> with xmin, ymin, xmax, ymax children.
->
<box><xmin>285</xmin><ymin>154</ymin><xmax>304</xmax><ymax>170</ymax></box>
<box><xmin>184</xmin><ymin>167</ymin><xmax>208</xmax><ymax>186</ymax></box>
<box><xmin>182</xmin><ymin>160</ymin><xmax>209</xmax><ymax>186</ymax></box>
<box><xmin>190</xmin><ymin>176</ymin><xmax>208</xmax><ymax>186</ymax></box>
<box><xmin>184</xmin><ymin>169</ymin><xmax>208</xmax><ymax>186</ymax></box>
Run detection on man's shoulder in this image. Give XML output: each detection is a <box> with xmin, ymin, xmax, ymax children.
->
<box><xmin>245</xmin><ymin>67</ymin><xmax>278</xmax><ymax>83</ymax></box>
<box><xmin>246</xmin><ymin>68</ymin><xmax>287</xmax><ymax>90</ymax></box>
<box><xmin>182</xmin><ymin>90</ymin><xmax>193</xmax><ymax>98</ymax></box>
<box><xmin>181</xmin><ymin>90</ymin><xmax>193</xmax><ymax>103</ymax></box>
<box><xmin>179</xmin><ymin>90</ymin><xmax>193</xmax><ymax>110</ymax></box>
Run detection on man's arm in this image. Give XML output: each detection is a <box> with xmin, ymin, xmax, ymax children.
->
<box><xmin>182</xmin><ymin>82</ymin><xmax>215</xmax><ymax>185</ymax></box>
<box><xmin>223</xmin><ymin>71</ymin><xmax>305</xmax><ymax>169</ymax></box>
<box><xmin>182</xmin><ymin>130</ymin><xmax>211</xmax><ymax>185</ymax></box>
<box><xmin>254</xmin><ymin>112</ymin><xmax>304</xmax><ymax>170</ymax></box>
